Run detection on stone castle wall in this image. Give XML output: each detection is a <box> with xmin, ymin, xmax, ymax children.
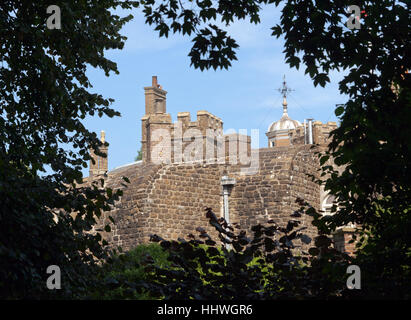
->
<box><xmin>90</xmin><ymin>145</ymin><xmax>321</xmax><ymax>252</ymax></box>
<box><xmin>228</xmin><ymin>146</ymin><xmax>320</xmax><ymax>247</ymax></box>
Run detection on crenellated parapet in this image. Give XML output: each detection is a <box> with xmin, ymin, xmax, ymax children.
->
<box><xmin>288</xmin><ymin>120</ymin><xmax>338</xmax><ymax>146</ymax></box>
<box><xmin>141</xmin><ymin>76</ymin><xmax>250</xmax><ymax>165</ymax></box>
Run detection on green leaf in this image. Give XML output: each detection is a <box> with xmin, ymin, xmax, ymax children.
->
<box><xmin>320</xmin><ymin>155</ymin><xmax>330</xmax><ymax>166</ymax></box>
<box><xmin>335</xmin><ymin>106</ymin><xmax>345</xmax><ymax>117</ymax></box>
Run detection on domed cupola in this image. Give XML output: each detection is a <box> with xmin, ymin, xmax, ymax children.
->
<box><xmin>266</xmin><ymin>76</ymin><xmax>302</xmax><ymax>147</ymax></box>
<box><xmin>268</xmin><ymin>97</ymin><xmax>301</xmax><ymax>132</ymax></box>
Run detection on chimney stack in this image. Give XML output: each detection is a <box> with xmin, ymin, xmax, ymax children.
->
<box><xmin>89</xmin><ymin>130</ymin><xmax>108</xmax><ymax>177</ymax></box>
<box><xmin>307</xmin><ymin>119</ymin><xmax>313</xmax><ymax>144</ymax></box>
<box><xmin>144</xmin><ymin>75</ymin><xmax>167</xmax><ymax>115</ymax></box>
<box><xmin>152</xmin><ymin>76</ymin><xmax>158</xmax><ymax>87</ymax></box>
<box><xmin>141</xmin><ymin>76</ymin><xmax>171</xmax><ymax>163</ymax></box>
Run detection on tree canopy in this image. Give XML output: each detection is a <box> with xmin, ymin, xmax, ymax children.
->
<box><xmin>0</xmin><ymin>0</ymin><xmax>138</xmax><ymax>298</ymax></box>
<box><xmin>0</xmin><ymin>0</ymin><xmax>409</xmax><ymax>299</ymax></box>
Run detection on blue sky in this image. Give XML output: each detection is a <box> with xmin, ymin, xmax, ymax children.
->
<box><xmin>83</xmin><ymin>5</ymin><xmax>348</xmax><ymax>176</ymax></box>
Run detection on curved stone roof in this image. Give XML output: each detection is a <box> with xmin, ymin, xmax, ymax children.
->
<box><xmin>267</xmin><ymin>97</ymin><xmax>301</xmax><ymax>132</ymax></box>
<box><xmin>268</xmin><ymin>114</ymin><xmax>302</xmax><ymax>132</ymax></box>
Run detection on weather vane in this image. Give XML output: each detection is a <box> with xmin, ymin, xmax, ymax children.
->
<box><xmin>278</xmin><ymin>75</ymin><xmax>294</xmax><ymax>99</ymax></box>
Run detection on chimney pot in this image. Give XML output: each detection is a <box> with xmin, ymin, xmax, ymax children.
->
<box><xmin>152</xmin><ymin>76</ymin><xmax>158</xmax><ymax>87</ymax></box>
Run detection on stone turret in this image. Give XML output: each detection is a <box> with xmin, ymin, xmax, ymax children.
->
<box><xmin>266</xmin><ymin>96</ymin><xmax>302</xmax><ymax>147</ymax></box>
<box><xmin>266</xmin><ymin>76</ymin><xmax>301</xmax><ymax>147</ymax></box>
<box><xmin>89</xmin><ymin>130</ymin><xmax>108</xmax><ymax>177</ymax></box>
<box><xmin>266</xmin><ymin>76</ymin><xmax>338</xmax><ymax>148</ymax></box>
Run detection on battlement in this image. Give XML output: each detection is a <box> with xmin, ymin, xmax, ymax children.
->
<box><xmin>141</xmin><ymin>76</ymin><xmax>252</xmax><ymax>165</ymax></box>
<box><xmin>286</xmin><ymin>121</ymin><xmax>338</xmax><ymax>147</ymax></box>
<box><xmin>311</xmin><ymin>121</ymin><xmax>338</xmax><ymax>145</ymax></box>
<box><xmin>177</xmin><ymin>110</ymin><xmax>223</xmax><ymax>132</ymax></box>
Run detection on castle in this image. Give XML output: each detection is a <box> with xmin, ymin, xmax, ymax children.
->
<box><xmin>87</xmin><ymin>76</ymin><xmax>356</xmax><ymax>255</ymax></box>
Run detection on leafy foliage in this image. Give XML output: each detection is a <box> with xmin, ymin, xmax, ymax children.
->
<box><xmin>0</xmin><ymin>0</ymin><xmax>137</xmax><ymax>298</ymax></box>
<box><xmin>135</xmin><ymin>146</ymin><xmax>143</xmax><ymax>161</ymax></box>
<box><xmin>88</xmin><ymin>243</ymin><xmax>170</xmax><ymax>299</ymax></box>
<box><xmin>349</xmin><ymin>196</ymin><xmax>411</xmax><ymax>299</ymax></box>
<box><xmin>88</xmin><ymin>204</ymin><xmax>410</xmax><ymax>299</ymax></box>
<box><xmin>139</xmin><ymin>206</ymin><xmax>352</xmax><ymax>299</ymax></box>
<box><xmin>141</xmin><ymin>0</ymin><xmax>273</xmax><ymax>70</ymax></box>
<box><xmin>276</xmin><ymin>1</ymin><xmax>411</xmax><ymax>296</ymax></box>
